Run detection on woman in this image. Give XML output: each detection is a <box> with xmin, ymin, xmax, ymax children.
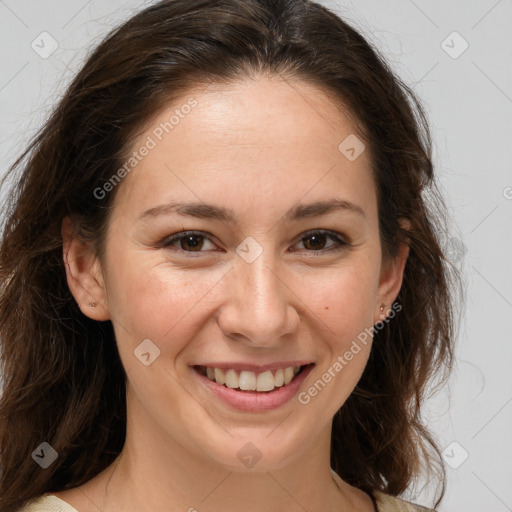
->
<box><xmin>0</xmin><ymin>0</ymin><xmax>460</xmax><ymax>511</ymax></box>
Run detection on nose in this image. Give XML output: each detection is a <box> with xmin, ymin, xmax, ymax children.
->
<box><xmin>216</xmin><ymin>252</ymin><xmax>300</xmax><ymax>347</ymax></box>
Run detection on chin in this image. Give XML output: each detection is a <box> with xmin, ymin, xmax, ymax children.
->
<box><xmin>195</xmin><ymin>428</ymin><xmax>308</xmax><ymax>473</ymax></box>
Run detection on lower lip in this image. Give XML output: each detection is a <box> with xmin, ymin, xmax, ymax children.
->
<box><xmin>193</xmin><ymin>364</ymin><xmax>315</xmax><ymax>412</ymax></box>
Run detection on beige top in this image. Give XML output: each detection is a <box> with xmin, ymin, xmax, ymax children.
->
<box><xmin>19</xmin><ymin>491</ymin><xmax>435</xmax><ymax>511</ymax></box>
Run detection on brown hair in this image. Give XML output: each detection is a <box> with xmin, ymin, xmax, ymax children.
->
<box><xmin>0</xmin><ymin>0</ymin><xmax>461</xmax><ymax>510</ymax></box>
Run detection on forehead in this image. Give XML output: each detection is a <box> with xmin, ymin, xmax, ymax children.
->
<box><xmin>111</xmin><ymin>76</ymin><xmax>376</xmax><ymax>222</ymax></box>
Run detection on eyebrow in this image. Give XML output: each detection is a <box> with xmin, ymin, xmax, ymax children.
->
<box><xmin>137</xmin><ymin>198</ymin><xmax>366</xmax><ymax>224</ymax></box>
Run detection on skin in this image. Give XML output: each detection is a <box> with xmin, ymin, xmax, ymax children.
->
<box><xmin>59</xmin><ymin>75</ymin><xmax>409</xmax><ymax>512</ymax></box>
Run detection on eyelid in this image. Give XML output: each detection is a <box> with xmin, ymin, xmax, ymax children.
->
<box><xmin>161</xmin><ymin>229</ymin><xmax>349</xmax><ymax>254</ymax></box>
<box><xmin>292</xmin><ymin>229</ymin><xmax>348</xmax><ymax>246</ymax></box>
<box><xmin>161</xmin><ymin>230</ymin><xmax>218</xmax><ymax>252</ymax></box>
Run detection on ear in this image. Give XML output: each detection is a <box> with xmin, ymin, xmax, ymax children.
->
<box><xmin>61</xmin><ymin>216</ymin><xmax>110</xmax><ymax>321</ymax></box>
<box><xmin>374</xmin><ymin>218</ymin><xmax>411</xmax><ymax>323</ymax></box>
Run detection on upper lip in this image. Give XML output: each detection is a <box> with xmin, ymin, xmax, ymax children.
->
<box><xmin>192</xmin><ymin>361</ymin><xmax>315</xmax><ymax>373</ymax></box>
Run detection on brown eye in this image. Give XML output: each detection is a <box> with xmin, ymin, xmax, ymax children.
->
<box><xmin>162</xmin><ymin>231</ymin><xmax>216</xmax><ymax>252</ymax></box>
<box><xmin>302</xmin><ymin>233</ymin><xmax>328</xmax><ymax>250</ymax></box>
<box><xmin>294</xmin><ymin>230</ymin><xmax>349</xmax><ymax>253</ymax></box>
<box><xmin>179</xmin><ymin>234</ymin><xmax>205</xmax><ymax>251</ymax></box>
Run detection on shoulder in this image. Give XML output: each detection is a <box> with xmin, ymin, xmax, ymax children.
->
<box><xmin>17</xmin><ymin>494</ymin><xmax>79</xmax><ymax>512</ymax></box>
<box><xmin>373</xmin><ymin>490</ymin><xmax>436</xmax><ymax>512</ymax></box>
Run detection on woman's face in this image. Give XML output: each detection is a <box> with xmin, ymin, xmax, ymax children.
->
<box><xmin>68</xmin><ymin>76</ymin><xmax>407</xmax><ymax>471</ymax></box>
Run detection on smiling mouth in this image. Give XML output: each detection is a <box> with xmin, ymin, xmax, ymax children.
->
<box><xmin>193</xmin><ymin>364</ymin><xmax>314</xmax><ymax>393</ymax></box>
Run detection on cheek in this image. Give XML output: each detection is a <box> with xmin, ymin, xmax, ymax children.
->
<box><xmin>293</xmin><ymin>263</ymin><xmax>379</xmax><ymax>418</ymax></box>
<box><xmin>308</xmin><ymin>258</ymin><xmax>380</xmax><ymax>337</ymax></box>
<box><xmin>105</xmin><ymin>252</ymin><xmax>226</xmax><ymax>358</ymax></box>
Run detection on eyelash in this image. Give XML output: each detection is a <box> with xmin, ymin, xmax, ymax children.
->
<box><xmin>160</xmin><ymin>229</ymin><xmax>349</xmax><ymax>256</ymax></box>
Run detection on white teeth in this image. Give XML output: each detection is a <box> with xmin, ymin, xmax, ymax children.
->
<box><xmin>214</xmin><ymin>368</ymin><xmax>225</xmax><ymax>385</ymax></box>
<box><xmin>274</xmin><ymin>368</ymin><xmax>284</xmax><ymax>387</ymax></box>
<box><xmin>239</xmin><ymin>370</ymin><xmax>256</xmax><ymax>391</ymax></box>
<box><xmin>256</xmin><ymin>371</ymin><xmax>275</xmax><ymax>392</ymax></box>
<box><xmin>284</xmin><ymin>367</ymin><xmax>294</xmax><ymax>385</ymax></box>
<box><xmin>203</xmin><ymin>365</ymin><xmax>303</xmax><ymax>392</ymax></box>
<box><xmin>225</xmin><ymin>369</ymin><xmax>238</xmax><ymax>389</ymax></box>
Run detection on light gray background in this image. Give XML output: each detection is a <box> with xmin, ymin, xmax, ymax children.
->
<box><xmin>1</xmin><ymin>1</ymin><xmax>511</xmax><ymax>510</ymax></box>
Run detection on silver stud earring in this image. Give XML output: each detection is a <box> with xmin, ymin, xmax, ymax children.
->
<box><xmin>89</xmin><ymin>302</ymin><xmax>97</xmax><ymax>308</ymax></box>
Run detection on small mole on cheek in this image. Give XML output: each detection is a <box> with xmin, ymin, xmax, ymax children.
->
<box><xmin>325</xmin><ymin>306</ymin><xmax>329</xmax><ymax>310</ymax></box>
